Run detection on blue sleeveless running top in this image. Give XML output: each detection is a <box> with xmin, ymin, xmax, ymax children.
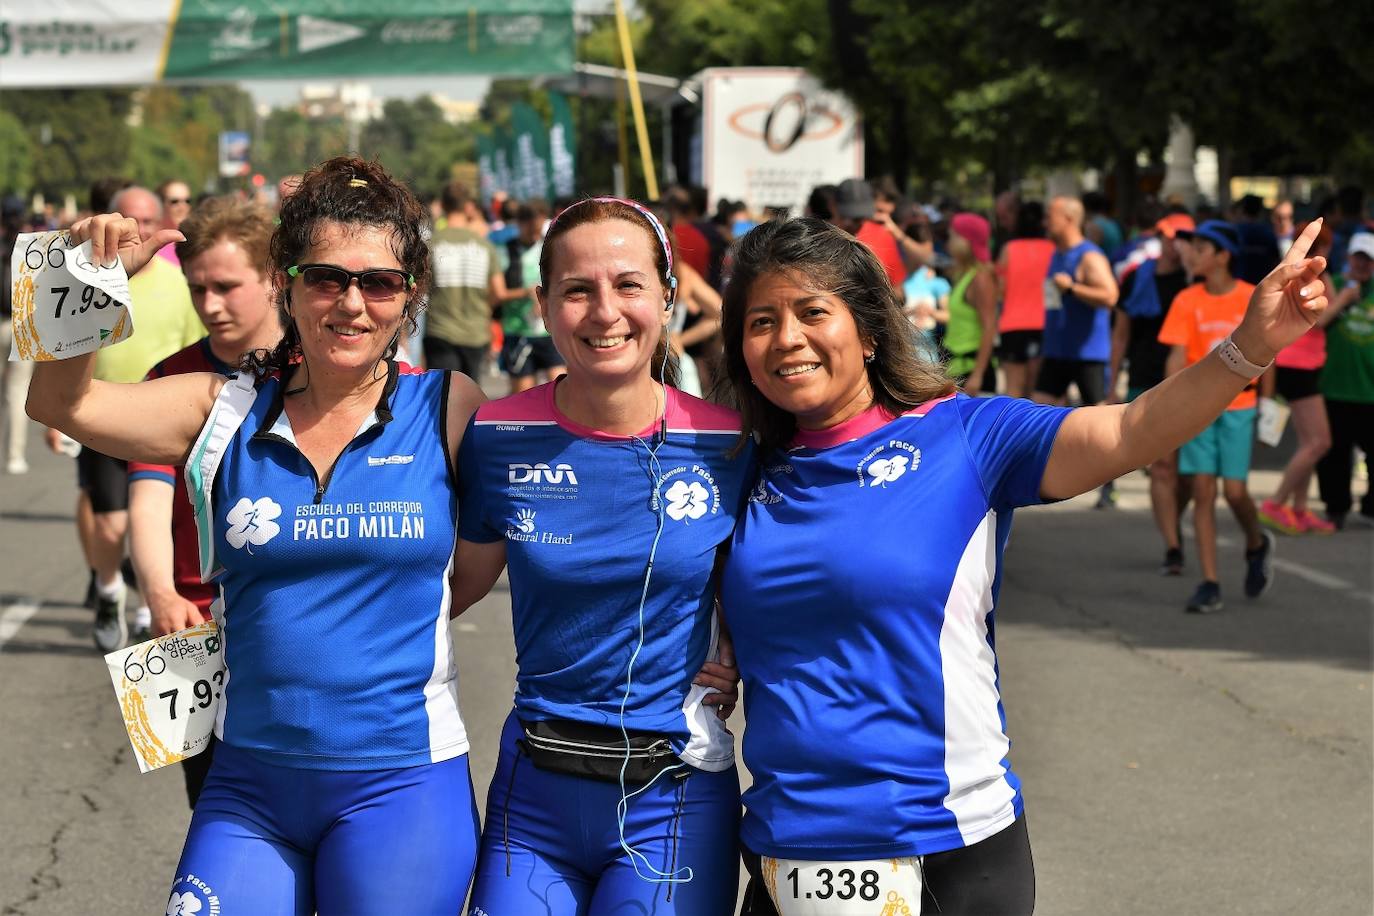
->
<box><xmin>187</xmin><ymin>363</ymin><xmax>467</xmax><ymax>770</ymax></box>
<box><xmin>1043</xmin><ymin>239</ymin><xmax>1111</xmax><ymax>360</ymax></box>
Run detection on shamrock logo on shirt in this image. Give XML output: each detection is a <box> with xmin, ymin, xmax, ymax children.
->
<box><xmin>664</xmin><ymin>479</ymin><xmax>710</xmax><ymax>521</ymax></box>
<box><xmin>866</xmin><ymin>455</ymin><xmax>910</xmax><ymax>486</ymax></box>
<box><xmin>225</xmin><ymin>497</ymin><xmax>282</xmax><ymax>552</ymax></box>
<box><xmin>167</xmin><ymin>892</ymin><xmax>203</xmax><ymax>916</ymax></box>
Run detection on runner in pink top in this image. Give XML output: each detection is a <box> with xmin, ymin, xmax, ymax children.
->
<box><xmin>1260</xmin><ymin>221</ymin><xmax>1342</xmax><ymax>534</ymax></box>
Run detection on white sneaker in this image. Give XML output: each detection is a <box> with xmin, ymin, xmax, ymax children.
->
<box><xmin>5</xmin><ymin>458</ymin><xmax>28</xmax><ymax>475</ymax></box>
<box><xmin>93</xmin><ymin>588</ymin><xmax>128</xmax><ymax>653</ymax></box>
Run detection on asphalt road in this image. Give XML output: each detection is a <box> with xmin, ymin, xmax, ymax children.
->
<box><xmin>2</xmin><ymin>416</ymin><xmax>1370</xmax><ymax>915</ymax></box>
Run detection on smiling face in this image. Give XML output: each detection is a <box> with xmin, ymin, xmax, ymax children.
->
<box><xmin>185</xmin><ymin>238</ymin><xmax>277</xmax><ymax>361</ymax></box>
<box><xmin>537</xmin><ymin>218</ymin><xmax>670</xmax><ymax>387</ymax></box>
<box><xmin>741</xmin><ymin>270</ymin><xmax>873</xmax><ymax>430</ymax></box>
<box><xmin>285</xmin><ymin>220</ymin><xmax>410</xmax><ymax>375</ymax></box>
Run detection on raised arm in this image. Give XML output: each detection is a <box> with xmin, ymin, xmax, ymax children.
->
<box><xmin>1040</xmin><ymin>219</ymin><xmax>1330</xmax><ymax>500</ymax></box>
<box><xmin>25</xmin><ymin>213</ymin><xmax>224</xmax><ymax>465</ymax></box>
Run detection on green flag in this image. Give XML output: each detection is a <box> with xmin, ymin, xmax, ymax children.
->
<box><xmin>510</xmin><ymin>101</ymin><xmax>551</xmax><ymax>201</ymax></box>
<box><xmin>548</xmin><ymin>92</ymin><xmax>576</xmax><ymax>198</ymax></box>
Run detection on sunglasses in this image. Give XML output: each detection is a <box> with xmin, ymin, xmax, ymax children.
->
<box><xmin>287</xmin><ymin>264</ymin><xmax>415</xmax><ymax>300</ymax></box>
<box><xmin>165</xmin><ymin>197</ymin><xmax>192</xmax><ymax>205</ymax></box>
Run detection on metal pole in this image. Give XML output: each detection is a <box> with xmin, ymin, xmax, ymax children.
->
<box><xmin>613</xmin><ymin>0</ymin><xmax>658</xmax><ymax>200</ymax></box>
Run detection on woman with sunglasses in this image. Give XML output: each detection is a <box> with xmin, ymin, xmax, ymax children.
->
<box><xmin>451</xmin><ymin>197</ymin><xmax>752</xmax><ymax>914</ymax></box>
<box><xmin>28</xmin><ymin>157</ymin><xmax>486</xmax><ymax>914</ymax></box>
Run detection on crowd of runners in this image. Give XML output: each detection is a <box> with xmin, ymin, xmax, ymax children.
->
<box><xmin>1</xmin><ymin>161</ymin><xmax>1370</xmax><ymax>914</ymax></box>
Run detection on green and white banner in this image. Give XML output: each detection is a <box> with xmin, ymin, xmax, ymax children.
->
<box><xmin>1</xmin><ymin>0</ymin><xmax>575</xmax><ymax>87</ymax></box>
<box><xmin>510</xmin><ymin>101</ymin><xmax>550</xmax><ymax>202</ymax></box>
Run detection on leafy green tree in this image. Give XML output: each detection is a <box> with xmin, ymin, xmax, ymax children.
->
<box><xmin>0</xmin><ymin>90</ymin><xmax>134</xmax><ymax>201</ymax></box>
<box><xmin>0</xmin><ymin>109</ymin><xmax>36</xmax><ymax>193</ymax></box>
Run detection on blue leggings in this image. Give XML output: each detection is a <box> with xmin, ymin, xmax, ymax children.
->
<box><xmin>468</xmin><ymin>712</ymin><xmax>741</xmax><ymax>915</ymax></box>
<box><xmin>169</xmin><ymin>741</ymin><xmax>480</xmax><ymax>915</ymax></box>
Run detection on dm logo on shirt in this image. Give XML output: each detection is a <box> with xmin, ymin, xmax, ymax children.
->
<box><xmin>224</xmin><ymin>497</ymin><xmax>282</xmax><ymax>552</ymax></box>
<box><xmin>856</xmin><ymin>441</ymin><xmax>921</xmax><ymax>489</ymax></box>
<box><xmin>506</xmin><ymin>462</ymin><xmax>581</xmax><ymax>501</ymax></box>
<box><xmin>655</xmin><ymin>465</ymin><xmax>721</xmax><ymax>522</ymax></box>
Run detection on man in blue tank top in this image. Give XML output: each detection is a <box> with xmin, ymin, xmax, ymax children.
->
<box><xmin>1034</xmin><ymin>196</ymin><xmax>1120</xmax><ymax>407</ymax></box>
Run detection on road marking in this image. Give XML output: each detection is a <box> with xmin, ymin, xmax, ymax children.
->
<box><xmin>0</xmin><ymin>596</ymin><xmax>41</xmax><ymax>651</ymax></box>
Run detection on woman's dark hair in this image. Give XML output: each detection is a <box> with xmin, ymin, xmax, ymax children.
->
<box><xmin>538</xmin><ymin>196</ymin><xmax>679</xmax><ymax>386</ymax></box>
<box><xmin>721</xmin><ymin>217</ymin><xmax>954</xmax><ymax>455</ymax></box>
<box><xmin>1014</xmin><ymin>200</ymin><xmax>1046</xmax><ymax>240</ymax></box>
<box><xmin>243</xmin><ymin>157</ymin><xmax>430</xmax><ymax>380</ymax></box>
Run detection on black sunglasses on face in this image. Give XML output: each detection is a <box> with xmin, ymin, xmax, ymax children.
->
<box><xmin>287</xmin><ymin>264</ymin><xmax>415</xmax><ymax>300</ymax></box>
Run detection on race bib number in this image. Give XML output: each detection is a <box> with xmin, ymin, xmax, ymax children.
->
<box><xmin>9</xmin><ymin>230</ymin><xmax>133</xmax><ymax>361</ymax></box>
<box><xmin>762</xmin><ymin>856</ymin><xmax>922</xmax><ymax>915</ymax></box>
<box><xmin>1042</xmin><ymin>276</ymin><xmax>1064</xmax><ymax>311</ymax></box>
<box><xmin>103</xmin><ymin>622</ymin><xmax>224</xmax><ymax>773</ymax></box>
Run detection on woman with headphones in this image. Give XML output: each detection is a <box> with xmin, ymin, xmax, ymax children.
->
<box><xmin>453</xmin><ymin>197</ymin><xmax>753</xmax><ymax>914</ymax></box>
<box><xmin>29</xmin><ymin>157</ymin><xmax>486</xmax><ymax>913</ymax></box>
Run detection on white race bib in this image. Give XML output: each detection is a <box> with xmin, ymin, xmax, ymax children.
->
<box><xmin>103</xmin><ymin>622</ymin><xmax>224</xmax><ymax>773</ymax></box>
<box><xmin>762</xmin><ymin>856</ymin><xmax>922</xmax><ymax>915</ymax></box>
<box><xmin>1042</xmin><ymin>276</ymin><xmax>1064</xmax><ymax>311</ymax></box>
<box><xmin>9</xmin><ymin>230</ymin><xmax>133</xmax><ymax>361</ymax></box>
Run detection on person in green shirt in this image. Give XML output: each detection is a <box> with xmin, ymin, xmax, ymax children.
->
<box><xmin>499</xmin><ymin>200</ymin><xmax>565</xmax><ymax>394</ymax></box>
<box><xmin>1316</xmin><ymin>233</ymin><xmax>1374</xmax><ymax>527</ymax></box>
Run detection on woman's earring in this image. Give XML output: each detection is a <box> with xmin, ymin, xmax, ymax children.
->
<box><xmin>864</xmin><ymin>351</ymin><xmax>876</xmax><ymax>364</ymax></box>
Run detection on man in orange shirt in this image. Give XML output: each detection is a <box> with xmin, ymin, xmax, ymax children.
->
<box><xmin>1159</xmin><ymin>220</ymin><xmax>1274</xmax><ymax>612</ymax></box>
<box><xmin>828</xmin><ymin>179</ymin><xmax>906</xmax><ymax>287</ymax></box>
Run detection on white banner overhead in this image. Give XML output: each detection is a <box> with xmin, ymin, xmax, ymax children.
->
<box><xmin>698</xmin><ymin>67</ymin><xmax>864</xmax><ymax>217</ymax></box>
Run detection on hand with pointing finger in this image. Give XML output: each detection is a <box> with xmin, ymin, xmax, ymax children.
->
<box><xmin>66</xmin><ymin>212</ymin><xmax>184</xmax><ymax>279</ymax></box>
<box><xmin>1232</xmin><ymin>218</ymin><xmax>1330</xmax><ymax>366</ymax></box>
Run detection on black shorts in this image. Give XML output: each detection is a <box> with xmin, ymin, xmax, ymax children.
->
<box><xmin>997</xmin><ymin>329</ymin><xmax>1043</xmax><ymax>364</ymax></box>
<box><xmin>1035</xmin><ymin>357</ymin><xmax>1108</xmax><ymax>405</ymax></box>
<box><xmin>740</xmin><ymin>816</ymin><xmax>1035</xmax><ymax>916</ymax></box>
<box><xmin>501</xmin><ymin>335</ymin><xmax>564</xmax><ymax>378</ymax></box>
<box><xmin>76</xmin><ymin>448</ymin><xmax>129</xmax><ymax>513</ymax></box>
<box><xmin>1275</xmin><ymin>365</ymin><xmax>1322</xmax><ymax>402</ymax></box>
<box><xmin>422</xmin><ymin>337</ymin><xmax>488</xmax><ymax>380</ymax></box>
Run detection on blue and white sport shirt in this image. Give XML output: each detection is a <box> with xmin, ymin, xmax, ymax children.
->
<box><xmin>188</xmin><ymin>363</ymin><xmax>467</xmax><ymax>770</ymax></box>
<box><xmin>458</xmin><ymin>382</ymin><xmax>754</xmax><ymax>771</ymax></box>
<box><xmin>721</xmin><ymin>394</ymin><xmax>1070</xmax><ymax>858</ymax></box>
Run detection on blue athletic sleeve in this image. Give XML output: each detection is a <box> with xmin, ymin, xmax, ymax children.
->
<box><xmin>956</xmin><ymin>395</ymin><xmax>1072</xmax><ymax>511</ymax></box>
<box><xmin>457</xmin><ymin>416</ymin><xmax>501</xmax><ymax>543</ymax></box>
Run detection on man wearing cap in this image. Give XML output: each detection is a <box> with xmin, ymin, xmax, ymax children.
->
<box><xmin>829</xmin><ymin>178</ymin><xmax>907</xmax><ymax>287</ymax></box>
<box><xmin>1158</xmin><ymin>219</ymin><xmax>1274</xmax><ymax>612</ymax></box>
<box><xmin>1111</xmin><ymin>213</ymin><xmax>1196</xmax><ymax>574</ymax></box>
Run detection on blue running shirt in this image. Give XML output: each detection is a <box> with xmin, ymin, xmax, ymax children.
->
<box><xmin>458</xmin><ymin>382</ymin><xmax>754</xmax><ymax>771</ymax></box>
<box><xmin>721</xmin><ymin>395</ymin><xmax>1070</xmax><ymax>858</ymax></box>
<box><xmin>187</xmin><ymin>363</ymin><xmax>467</xmax><ymax>769</ymax></box>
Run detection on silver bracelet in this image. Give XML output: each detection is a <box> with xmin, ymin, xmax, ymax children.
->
<box><xmin>1216</xmin><ymin>334</ymin><xmax>1273</xmax><ymax>379</ymax></box>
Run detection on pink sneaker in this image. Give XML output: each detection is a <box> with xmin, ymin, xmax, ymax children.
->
<box><xmin>1258</xmin><ymin>499</ymin><xmax>1301</xmax><ymax>535</ymax></box>
<box><xmin>1295</xmin><ymin>509</ymin><xmax>1336</xmax><ymax>535</ymax></box>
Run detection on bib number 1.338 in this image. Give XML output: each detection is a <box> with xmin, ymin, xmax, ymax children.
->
<box><xmin>763</xmin><ymin>856</ymin><xmax>923</xmax><ymax>915</ymax></box>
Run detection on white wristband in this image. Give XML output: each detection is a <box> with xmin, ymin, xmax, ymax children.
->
<box><xmin>1216</xmin><ymin>334</ymin><xmax>1273</xmax><ymax>379</ymax></box>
